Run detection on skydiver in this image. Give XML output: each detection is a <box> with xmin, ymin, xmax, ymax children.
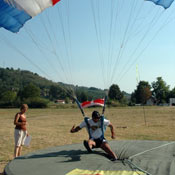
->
<box><xmin>70</xmin><ymin>110</ymin><xmax>118</xmax><ymax>161</ymax></box>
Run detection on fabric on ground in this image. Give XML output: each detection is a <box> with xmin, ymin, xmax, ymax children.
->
<box><xmin>4</xmin><ymin>140</ymin><xmax>175</xmax><ymax>175</ymax></box>
<box><xmin>66</xmin><ymin>168</ymin><xmax>145</xmax><ymax>175</ymax></box>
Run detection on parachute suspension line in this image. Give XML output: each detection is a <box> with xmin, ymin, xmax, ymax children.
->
<box><xmin>163</xmin><ymin>6</ymin><xmax>175</xmax><ymax>25</ymax></box>
<box><xmin>90</xmin><ymin>0</ymin><xmax>107</xmax><ymax>89</ymax></box>
<box><xmin>102</xmin><ymin>95</ymin><xmax>108</xmax><ymax>115</ymax></box>
<box><xmin>109</xmin><ymin>1</ymin><xmax>167</xmax><ymax>86</ymax></box>
<box><xmin>22</xmin><ymin>1</ymin><xmax>76</xmax><ymax>102</ymax></box>
<box><xmin>45</xmin><ymin>11</ymin><xmax>62</xmax><ymax>53</ymax></box>
<box><xmin>107</xmin><ymin>0</ymin><xmax>115</xmax><ymax>72</ymax></box>
<box><xmin>56</xmin><ymin>4</ymin><xmax>74</xmax><ymax>87</ymax></box>
<box><xmin>153</xmin><ymin>5</ymin><xmax>175</xmax><ymax>36</ymax></box>
<box><xmin>129</xmin><ymin>141</ymin><xmax>175</xmax><ymax>159</ymax></box>
<box><xmin>1</xmin><ymin>24</ymin><xmax>75</xmax><ymax>100</ymax></box>
<box><xmin>1</xmin><ymin>34</ymin><xmax>74</xmax><ymax>101</ymax></box>
<box><xmin>39</xmin><ymin>15</ymin><xmax>57</xmax><ymax>54</ymax></box>
<box><xmin>56</xmin><ymin>2</ymin><xmax>77</xmax><ymax>98</ymax></box>
<box><xmin>24</xmin><ymin>16</ymin><xmax>67</xmax><ymax>82</ymax></box>
<box><xmin>65</xmin><ymin>1</ymin><xmax>75</xmax><ymax>88</ymax></box>
<box><xmin>106</xmin><ymin>0</ymin><xmax>118</xmax><ymax>88</ymax></box>
<box><xmin>74</xmin><ymin>97</ymin><xmax>85</xmax><ymax>117</ymax></box>
<box><xmin>126</xmin><ymin>1</ymin><xmax>151</xmax><ymax>40</ymax></box>
<box><xmin>14</xmin><ymin>4</ymin><xmax>76</xmax><ymax>100</ymax></box>
<box><xmin>44</xmin><ymin>1</ymin><xmax>76</xmax><ymax>102</ymax></box>
<box><xmin>23</xmin><ymin>21</ymin><xmax>75</xmax><ymax>97</ymax></box>
<box><xmin>111</xmin><ymin>4</ymin><xmax>161</xmax><ymax>83</ymax></box>
<box><xmin>116</xmin><ymin>9</ymin><xmax>165</xmax><ymax>83</ymax></box>
<box><xmin>124</xmin><ymin>159</ymin><xmax>152</xmax><ymax>175</ymax></box>
<box><xmin>90</xmin><ymin>0</ymin><xmax>123</xmax><ymax>89</ymax></box>
<box><xmin>38</xmin><ymin>5</ymin><xmax>75</xmax><ymax>95</ymax></box>
<box><xmin>109</xmin><ymin>0</ymin><xmax>139</xmax><ymax>86</ymax></box>
<box><xmin>108</xmin><ymin>0</ymin><xmax>133</xmax><ymax>85</ymax></box>
<box><xmin>91</xmin><ymin>0</ymin><xmax>105</xmax><ymax>87</ymax></box>
<box><xmin>119</xmin><ymin>0</ymin><xmax>145</xmax><ymax>46</ymax></box>
<box><xmin>24</xmin><ymin>25</ymin><xmax>53</xmax><ymax>53</ymax></box>
<box><xmin>32</xmin><ymin>0</ymin><xmax>58</xmax><ymax>53</ymax></box>
<box><xmin>53</xmin><ymin>83</ymin><xmax>79</xmax><ymax>109</ymax></box>
<box><xmin>107</xmin><ymin>0</ymin><xmax>123</xmax><ymax>87</ymax></box>
<box><xmin>136</xmin><ymin>64</ymin><xmax>140</xmax><ymax>85</ymax></box>
<box><xmin>0</xmin><ymin>34</ymin><xmax>52</xmax><ymax>80</ymax></box>
<box><xmin>23</xmin><ymin>27</ymin><xmax>65</xmax><ymax>81</ymax></box>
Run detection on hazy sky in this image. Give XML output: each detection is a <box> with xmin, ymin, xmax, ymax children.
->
<box><xmin>1</xmin><ymin>0</ymin><xmax>175</xmax><ymax>93</ymax></box>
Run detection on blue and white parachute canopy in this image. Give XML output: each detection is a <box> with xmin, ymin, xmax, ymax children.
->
<box><xmin>0</xmin><ymin>0</ymin><xmax>61</xmax><ymax>33</ymax></box>
<box><xmin>147</xmin><ymin>0</ymin><xmax>174</xmax><ymax>9</ymax></box>
<box><xmin>0</xmin><ymin>0</ymin><xmax>174</xmax><ymax>33</ymax></box>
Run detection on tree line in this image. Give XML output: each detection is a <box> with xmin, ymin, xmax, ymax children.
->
<box><xmin>130</xmin><ymin>77</ymin><xmax>175</xmax><ymax>105</ymax></box>
<box><xmin>0</xmin><ymin>67</ymin><xmax>174</xmax><ymax>108</ymax></box>
<box><xmin>0</xmin><ymin>68</ymin><xmax>105</xmax><ymax>108</ymax></box>
<box><xmin>103</xmin><ymin>77</ymin><xmax>175</xmax><ymax>106</ymax></box>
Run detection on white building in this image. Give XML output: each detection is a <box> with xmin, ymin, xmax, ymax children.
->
<box><xmin>55</xmin><ymin>100</ymin><xmax>65</xmax><ymax>104</ymax></box>
<box><xmin>169</xmin><ymin>98</ymin><xmax>175</xmax><ymax>106</ymax></box>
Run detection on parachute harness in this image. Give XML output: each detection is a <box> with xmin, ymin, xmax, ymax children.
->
<box><xmin>75</xmin><ymin>95</ymin><xmax>107</xmax><ymax>140</ymax></box>
<box><xmin>75</xmin><ymin>95</ymin><xmax>152</xmax><ymax>175</ymax></box>
<box><xmin>84</xmin><ymin>115</ymin><xmax>105</xmax><ymax>140</ymax></box>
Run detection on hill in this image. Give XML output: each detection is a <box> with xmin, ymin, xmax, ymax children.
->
<box><xmin>0</xmin><ymin>67</ymin><xmax>106</xmax><ymax>102</ymax></box>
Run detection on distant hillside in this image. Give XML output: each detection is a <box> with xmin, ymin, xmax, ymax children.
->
<box><xmin>0</xmin><ymin>67</ymin><xmax>56</xmax><ymax>90</ymax></box>
<box><xmin>0</xmin><ymin>67</ymin><xmax>106</xmax><ymax>101</ymax></box>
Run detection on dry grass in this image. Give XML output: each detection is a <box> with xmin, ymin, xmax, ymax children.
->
<box><xmin>0</xmin><ymin>106</ymin><xmax>175</xmax><ymax>173</ymax></box>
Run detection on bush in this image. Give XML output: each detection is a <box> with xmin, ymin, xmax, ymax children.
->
<box><xmin>0</xmin><ymin>91</ymin><xmax>17</xmax><ymax>107</ymax></box>
<box><xmin>23</xmin><ymin>97</ymin><xmax>50</xmax><ymax>108</ymax></box>
<box><xmin>55</xmin><ymin>103</ymin><xmax>77</xmax><ymax>109</ymax></box>
<box><xmin>107</xmin><ymin>99</ymin><xmax>127</xmax><ymax>107</ymax></box>
<box><xmin>107</xmin><ymin>99</ymin><xmax>120</xmax><ymax>107</ymax></box>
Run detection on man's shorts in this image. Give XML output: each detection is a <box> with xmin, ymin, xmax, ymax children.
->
<box><xmin>14</xmin><ymin>129</ymin><xmax>27</xmax><ymax>147</ymax></box>
<box><xmin>93</xmin><ymin>138</ymin><xmax>107</xmax><ymax>148</ymax></box>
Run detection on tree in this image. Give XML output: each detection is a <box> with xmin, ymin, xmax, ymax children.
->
<box><xmin>152</xmin><ymin>77</ymin><xmax>170</xmax><ymax>104</ymax></box>
<box><xmin>132</xmin><ymin>81</ymin><xmax>152</xmax><ymax>104</ymax></box>
<box><xmin>20</xmin><ymin>83</ymin><xmax>41</xmax><ymax>99</ymax></box>
<box><xmin>49</xmin><ymin>85</ymin><xmax>59</xmax><ymax>100</ymax></box>
<box><xmin>65</xmin><ymin>97</ymin><xmax>70</xmax><ymax>104</ymax></box>
<box><xmin>49</xmin><ymin>85</ymin><xmax>67</xmax><ymax>100</ymax></box>
<box><xmin>108</xmin><ymin>84</ymin><xmax>123</xmax><ymax>102</ymax></box>
<box><xmin>0</xmin><ymin>90</ymin><xmax>17</xmax><ymax>106</ymax></box>
<box><xmin>78</xmin><ymin>91</ymin><xmax>88</xmax><ymax>102</ymax></box>
<box><xmin>169</xmin><ymin>87</ymin><xmax>175</xmax><ymax>98</ymax></box>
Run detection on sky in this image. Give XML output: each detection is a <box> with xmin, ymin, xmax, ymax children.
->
<box><xmin>1</xmin><ymin>0</ymin><xmax>175</xmax><ymax>93</ymax></box>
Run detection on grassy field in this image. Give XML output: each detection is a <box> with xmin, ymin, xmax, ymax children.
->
<box><xmin>0</xmin><ymin>106</ymin><xmax>175</xmax><ymax>173</ymax></box>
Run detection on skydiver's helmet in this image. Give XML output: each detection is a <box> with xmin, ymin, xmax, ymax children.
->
<box><xmin>92</xmin><ymin>111</ymin><xmax>101</xmax><ymax>119</ymax></box>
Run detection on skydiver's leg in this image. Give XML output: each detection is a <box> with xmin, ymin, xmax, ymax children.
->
<box><xmin>88</xmin><ymin>139</ymin><xmax>96</xmax><ymax>149</ymax></box>
<box><xmin>83</xmin><ymin>139</ymin><xmax>96</xmax><ymax>153</ymax></box>
<box><xmin>100</xmin><ymin>142</ymin><xmax>117</xmax><ymax>160</ymax></box>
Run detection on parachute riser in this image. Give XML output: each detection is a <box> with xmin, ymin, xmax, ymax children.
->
<box><xmin>102</xmin><ymin>95</ymin><xmax>107</xmax><ymax>115</ymax></box>
<box><xmin>74</xmin><ymin>97</ymin><xmax>85</xmax><ymax>117</ymax></box>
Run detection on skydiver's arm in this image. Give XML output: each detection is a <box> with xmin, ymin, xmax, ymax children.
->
<box><xmin>108</xmin><ymin>123</ymin><xmax>115</xmax><ymax>139</ymax></box>
<box><xmin>70</xmin><ymin>125</ymin><xmax>81</xmax><ymax>133</ymax></box>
